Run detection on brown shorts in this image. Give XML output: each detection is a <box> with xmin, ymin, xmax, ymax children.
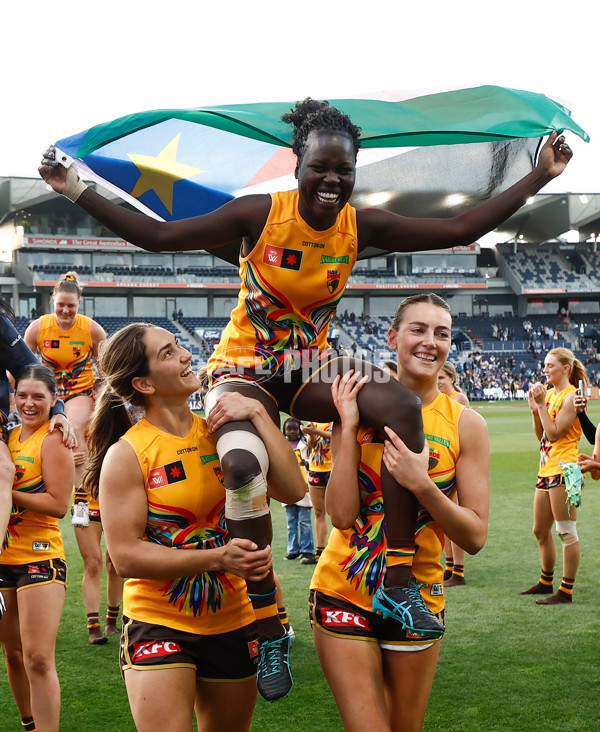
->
<box><xmin>536</xmin><ymin>474</ymin><xmax>564</xmax><ymax>491</ymax></box>
<box><xmin>210</xmin><ymin>348</ymin><xmax>347</xmax><ymax>415</ymax></box>
<box><xmin>63</xmin><ymin>388</ymin><xmax>94</xmax><ymax>403</ymax></box>
<box><xmin>309</xmin><ymin>589</ymin><xmax>443</xmax><ymax>650</ymax></box>
<box><xmin>308</xmin><ymin>471</ymin><xmax>330</xmax><ymax>488</ymax></box>
<box><xmin>0</xmin><ymin>557</ymin><xmax>67</xmax><ymax>591</ymax></box>
<box><xmin>120</xmin><ymin>616</ymin><xmax>259</xmax><ymax>681</ymax></box>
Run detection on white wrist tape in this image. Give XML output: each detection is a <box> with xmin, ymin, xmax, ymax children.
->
<box><xmin>63</xmin><ymin>165</ymin><xmax>88</xmax><ymax>203</ymax></box>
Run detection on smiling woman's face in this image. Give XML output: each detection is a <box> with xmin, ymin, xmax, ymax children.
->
<box><xmin>296</xmin><ymin>129</ymin><xmax>356</xmax><ymax>230</ymax></box>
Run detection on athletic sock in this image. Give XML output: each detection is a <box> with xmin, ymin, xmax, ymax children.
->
<box><xmin>106</xmin><ymin>605</ymin><xmax>120</xmax><ymax>625</ymax></box>
<box><xmin>540</xmin><ymin>569</ymin><xmax>554</xmax><ymax>587</ymax></box>
<box><xmin>316</xmin><ymin>547</ymin><xmax>325</xmax><ymax>558</ymax></box>
<box><xmin>74</xmin><ymin>486</ymin><xmax>88</xmax><ymax>502</ymax></box>
<box><xmin>443</xmin><ymin>557</ymin><xmax>454</xmax><ymax>581</ymax></box>
<box><xmin>277</xmin><ymin>607</ymin><xmax>290</xmax><ymax>632</ymax></box>
<box><xmin>559</xmin><ymin>576</ymin><xmax>575</xmax><ymax>596</ymax></box>
<box><xmin>87</xmin><ymin>613</ymin><xmax>101</xmax><ymax>631</ymax></box>
<box><xmin>384</xmin><ymin>546</ymin><xmax>415</xmax><ymax>586</ymax></box>
<box><xmin>452</xmin><ymin>564</ymin><xmax>465</xmax><ymax>579</ymax></box>
<box><xmin>248</xmin><ymin>589</ymin><xmax>284</xmax><ymax>639</ymax></box>
<box><xmin>21</xmin><ymin>717</ymin><xmax>36</xmax><ymax>732</ymax></box>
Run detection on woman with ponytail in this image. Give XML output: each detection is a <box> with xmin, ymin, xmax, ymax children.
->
<box><xmin>40</xmin><ymin>100</ymin><xmax>572</xmax><ymax>691</ymax></box>
<box><xmin>522</xmin><ymin>347</ymin><xmax>587</xmax><ymax>605</ymax></box>
<box><xmin>25</xmin><ymin>272</ymin><xmax>111</xmax><ymax>643</ymax></box>
<box><xmin>82</xmin><ymin>323</ymin><xmax>305</xmax><ymax>725</ymax></box>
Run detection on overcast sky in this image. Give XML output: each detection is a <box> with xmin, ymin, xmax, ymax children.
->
<box><xmin>3</xmin><ymin>0</ymin><xmax>598</xmax><ymax>193</ymax></box>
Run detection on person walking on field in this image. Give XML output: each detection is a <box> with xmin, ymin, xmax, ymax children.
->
<box><xmin>522</xmin><ymin>347</ymin><xmax>587</xmax><ymax>604</ymax></box>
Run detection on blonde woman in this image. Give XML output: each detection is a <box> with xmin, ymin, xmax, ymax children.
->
<box><xmin>25</xmin><ymin>272</ymin><xmax>112</xmax><ymax>643</ymax></box>
<box><xmin>522</xmin><ymin>348</ymin><xmax>587</xmax><ymax>604</ymax></box>
<box><xmin>310</xmin><ymin>294</ymin><xmax>489</xmax><ymax>732</ymax></box>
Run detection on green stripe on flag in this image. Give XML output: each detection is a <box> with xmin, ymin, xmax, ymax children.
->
<box><xmin>72</xmin><ymin>85</ymin><xmax>589</xmax><ymax>159</ymax></box>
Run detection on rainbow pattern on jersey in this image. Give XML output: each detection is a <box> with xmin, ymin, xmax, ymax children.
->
<box><xmin>243</xmin><ymin>259</ymin><xmax>342</xmax><ymax>377</ymax></box>
<box><xmin>339</xmin><ymin>444</ymin><xmax>386</xmax><ymax>598</ymax></box>
<box><xmin>40</xmin><ymin>351</ymin><xmax>92</xmax><ymax>397</ymax></box>
<box><xmin>147</xmin><ymin>499</ymin><xmax>234</xmax><ymax>616</ymax></box>
<box><xmin>3</xmin><ymin>474</ymin><xmax>45</xmax><ymax>550</ymax></box>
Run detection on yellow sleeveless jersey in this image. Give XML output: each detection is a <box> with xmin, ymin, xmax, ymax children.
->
<box><xmin>120</xmin><ymin>414</ymin><xmax>255</xmax><ymax>635</ymax></box>
<box><xmin>538</xmin><ymin>384</ymin><xmax>582</xmax><ymax>477</ymax></box>
<box><xmin>37</xmin><ymin>313</ymin><xmax>95</xmax><ymax>397</ymax></box>
<box><xmin>208</xmin><ymin>191</ymin><xmax>357</xmax><ymax>377</ymax></box>
<box><xmin>309</xmin><ymin>422</ymin><xmax>332</xmax><ymax>472</ymax></box>
<box><xmin>3</xmin><ymin>423</ymin><xmax>65</xmax><ymax>564</ymax></box>
<box><xmin>311</xmin><ymin>392</ymin><xmax>464</xmax><ymax>615</ymax></box>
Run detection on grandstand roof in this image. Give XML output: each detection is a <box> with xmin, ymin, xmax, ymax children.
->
<box><xmin>2</xmin><ymin>178</ymin><xmax>600</xmax><ymax>261</ymax></box>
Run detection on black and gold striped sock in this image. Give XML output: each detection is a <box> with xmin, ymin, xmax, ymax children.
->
<box><xmin>87</xmin><ymin>613</ymin><xmax>101</xmax><ymax>631</ymax></box>
<box><xmin>106</xmin><ymin>605</ymin><xmax>120</xmax><ymax>624</ymax></box>
<box><xmin>277</xmin><ymin>607</ymin><xmax>290</xmax><ymax>631</ymax></box>
<box><xmin>540</xmin><ymin>569</ymin><xmax>554</xmax><ymax>587</ymax></box>
<box><xmin>21</xmin><ymin>716</ymin><xmax>36</xmax><ymax>732</ymax></box>
<box><xmin>559</xmin><ymin>576</ymin><xmax>575</xmax><ymax>596</ymax></box>
<box><xmin>452</xmin><ymin>564</ymin><xmax>465</xmax><ymax>579</ymax></box>
<box><xmin>444</xmin><ymin>557</ymin><xmax>454</xmax><ymax>581</ymax></box>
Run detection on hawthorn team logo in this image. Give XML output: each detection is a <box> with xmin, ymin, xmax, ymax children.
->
<box><xmin>326</xmin><ymin>270</ymin><xmax>340</xmax><ymax>293</ymax></box>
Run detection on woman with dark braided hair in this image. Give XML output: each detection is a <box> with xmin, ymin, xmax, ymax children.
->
<box><xmin>40</xmin><ymin>98</ymin><xmax>572</xmax><ymax>699</ymax></box>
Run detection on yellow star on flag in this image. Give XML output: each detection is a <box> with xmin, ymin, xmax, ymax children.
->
<box><xmin>128</xmin><ymin>134</ymin><xmax>204</xmax><ymax>214</ymax></box>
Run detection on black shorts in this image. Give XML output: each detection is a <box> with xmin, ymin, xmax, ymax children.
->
<box><xmin>536</xmin><ymin>474</ymin><xmax>564</xmax><ymax>491</ymax></box>
<box><xmin>309</xmin><ymin>589</ymin><xmax>443</xmax><ymax>651</ymax></box>
<box><xmin>120</xmin><ymin>616</ymin><xmax>259</xmax><ymax>681</ymax></box>
<box><xmin>0</xmin><ymin>557</ymin><xmax>67</xmax><ymax>591</ymax></box>
<box><xmin>308</xmin><ymin>471</ymin><xmax>330</xmax><ymax>488</ymax></box>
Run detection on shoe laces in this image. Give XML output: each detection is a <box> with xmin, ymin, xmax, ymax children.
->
<box><xmin>259</xmin><ymin>637</ymin><xmax>289</xmax><ymax>679</ymax></box>
<box><xmin>404</xmin><ymin>580</ymin><xmax>430</xmax><ymax>612</ymax></box>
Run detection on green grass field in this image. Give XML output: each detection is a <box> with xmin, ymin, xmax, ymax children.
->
<box><xmin>1</xmin><ymin>401</ymin><xmax>599</xmax><ymax>731</ymax></box>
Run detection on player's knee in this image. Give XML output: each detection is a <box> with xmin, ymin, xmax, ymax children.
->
<box><xmin>24</xmin><ymin>650</ymin><xmax>53</xmax><ymax>677</ymax></box>
<box><xmin>532</xmin><ymin>525</ymin><xmax>549</xmax><ymax>542</ymax></box>
<box><xmin>83</xmin><ymin>555</ymin><xmax>103</xmax><ymax>578</ymax></box>
<box><xmin>220</xmin><ymin>449</ymin><xmax>262</xmax><ymax>488</ymax></box>
<box><xmin>555</xmin><ymin>520</ymin><xmax>578</xmax><ymax>545</ymax></box>
<box><xmin>216</xmin><ymin>430</ymin><xmax>269</xmax><ymax>489</ymax></box>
